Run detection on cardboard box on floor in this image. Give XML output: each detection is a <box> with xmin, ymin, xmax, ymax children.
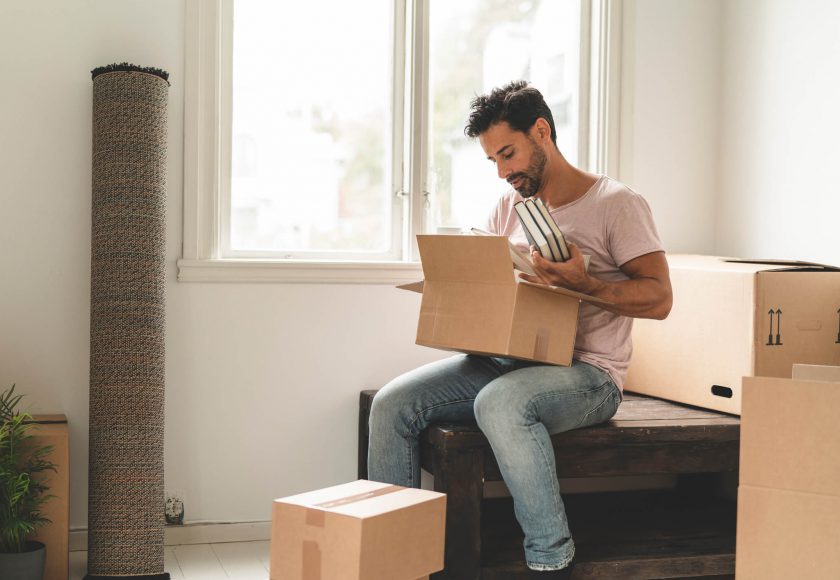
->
<box><xmin>270</xmin><ymin>480</ymin><xmax>446</xmax><ymax>580</ymax></box>
<box><xmin>736</xmin><ymin>374</ymin><xmax>840</xmax><ymax>579</ymax></box>
<box><xmin>625</xmin><ymin>255</ymin><xmax>840</xmax><ymax>414</ymax></box>
<box><xmin>399</xmin><ymin>235</ymin><xmax>608</xmax><ymax>366</ymax></box>
<box><xmin>29</xmin><ymin>415</ymin><xmax>70</xmax><ymax>580</ymax></box>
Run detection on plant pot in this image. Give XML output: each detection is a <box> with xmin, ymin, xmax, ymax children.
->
<box><xmin>0</xmin><ymin>541</ymin><xmax>46</xmax><ymax>580</ymax></box>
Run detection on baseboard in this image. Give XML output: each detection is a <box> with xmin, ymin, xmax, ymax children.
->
<box><xmin>70</xmin><ymin>521</ymin><xmax>271</xmax><ymax>552</ymax></box>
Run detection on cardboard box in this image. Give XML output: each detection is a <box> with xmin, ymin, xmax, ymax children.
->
<box><xmin>400</xmin><ymin>235</ymin><xmax>607</xmax><ymax>366</ymax></box>
<box><xmin>29</xmin><ymin>415</ymin><xmax>69</xmax><ymax>580</ymax></box>
<box><xmin>625</xmin><ymin>255</ymin><xmax>840</xmax><ymax>414</ymax></box>
<box><xmin>736</xmin><ymin>376</ymin><xmax>840</xmax><ymax>579</ymax></box>
<box><xmin>792</xmin><ymin>363</ymin><xmax>840</xmax><ymax>382</ymax></box>
<box><xmin>270</xmin><ymin>480</ymin><xmax>446</xmax><ymax>580</ymax></box>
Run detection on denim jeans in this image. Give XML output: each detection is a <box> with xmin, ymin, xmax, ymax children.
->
<box><xmin>367</xmin><ymin>354</ymin><xmax>621</xmax><ymax>571</ymax></box>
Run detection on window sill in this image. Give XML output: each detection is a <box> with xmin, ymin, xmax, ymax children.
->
<box><xmin>176</xmin><ymin>258</ymin><xmax>424</xmax><ymax>284</ymax></box>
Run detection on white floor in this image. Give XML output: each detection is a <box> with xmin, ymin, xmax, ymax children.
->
<box><xmin>69</xmin><ymin>541</ymin><xmax>270</xmax><ymax>580</ymax></box>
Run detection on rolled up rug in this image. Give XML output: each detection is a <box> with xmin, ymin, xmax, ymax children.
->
<box><xmin>86</xmin><ymin>63</ymin><xmax>169</xmax><ymax>580</ymax></box>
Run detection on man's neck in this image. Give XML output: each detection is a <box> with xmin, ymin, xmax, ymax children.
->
<box><xmin>536</xmin><ymin>153</ymin><xmax>599</xmax><ymax>209</ymax></box>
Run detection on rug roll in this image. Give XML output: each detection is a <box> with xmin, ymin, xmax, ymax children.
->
<box><xmin>86</xmin><ymin>63</ymin><xmax>170</xmax><ymax>580</ymax></box>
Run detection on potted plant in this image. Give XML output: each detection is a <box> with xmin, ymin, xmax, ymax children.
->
<box><xmin>0</xmin><ymin>384</ymin><xmax>56</xmax><ymax>580</ymax></box>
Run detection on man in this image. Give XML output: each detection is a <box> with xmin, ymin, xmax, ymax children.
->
<box><xmin>368</xmin><ymin>81</ymin><xmax>672</xmax><ymax>579</ymax></box>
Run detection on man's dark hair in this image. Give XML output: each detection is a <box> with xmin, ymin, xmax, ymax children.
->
<box><xmin>464</xmin><ymin>80</ymin><xmax>557</xmax><ymax>145</ymax></box>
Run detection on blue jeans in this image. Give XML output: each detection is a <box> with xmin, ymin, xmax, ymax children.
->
<box><xmin>367</xmin><ymin>354</ymin><xmax>621</xmax><ymax>571</ymax></box>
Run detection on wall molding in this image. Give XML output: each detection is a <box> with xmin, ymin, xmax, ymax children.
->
<box><xmin>70</xmin><ymin>521</ymin><xmax>271</xmax><ymax>552</ymax></box>
<box><xmin>177</xmin><ymin>258</ymin><xmax>423</xmax><ymax>284</ymax></box>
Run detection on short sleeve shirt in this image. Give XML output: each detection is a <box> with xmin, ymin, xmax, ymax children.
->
<box><xmin>485</xmin><ymin>176</ymin><xmax>664</xmax><ymax>388</ymax></box>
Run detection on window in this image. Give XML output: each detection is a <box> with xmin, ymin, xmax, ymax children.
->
<box><xmin>228</xmin><ymin>0</ymin><xmax>397</xmax><ymax>260</ymax></box>
<box><xmin>181</xmin><ymin>0</ymin><xmax>622</xmax><ymax>282</ymax></box>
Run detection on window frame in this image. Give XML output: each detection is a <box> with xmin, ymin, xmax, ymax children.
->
<box><xmin>179</xmin><ymin>0</ymin><xmax>623</xmax><ymax>284</ymax></box>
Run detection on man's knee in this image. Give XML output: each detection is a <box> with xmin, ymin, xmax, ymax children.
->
<box><xmin>369</xmin><ymin>386</ymin><xmax>399</xmax><ymax>430</ymax></box>
<box><xmin>474</xmin><ymin>381</ymin><xmax>531</xmax><ymax>433</ymax></box>
<box><xmin>369</xmin><ymin>377</ymin><xmax>422</xmax><ymax>436</ymax></box>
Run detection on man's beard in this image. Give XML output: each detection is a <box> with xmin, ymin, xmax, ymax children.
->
<box><xmin>508</xmin><ymin>140</ymin><xmax>547</xmax><ymax>198</ymax></box>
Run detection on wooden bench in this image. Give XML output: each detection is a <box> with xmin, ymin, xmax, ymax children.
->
<box><xmin>358</xmin><ymin>390</ymin><xmax>740</xmax><ymax>580</ymax></box>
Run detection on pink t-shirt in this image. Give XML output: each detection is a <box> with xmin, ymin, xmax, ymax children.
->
<box><xmin>485</xmin><ymin>176</ymin><xmax>664</xmax><ymax>389</ymax></box>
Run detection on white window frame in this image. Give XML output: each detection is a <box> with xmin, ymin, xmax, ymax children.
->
<box><xmin>178</xmin><ymin>0</ymin><xmax>623</xmax><ymax>284</ymax></box>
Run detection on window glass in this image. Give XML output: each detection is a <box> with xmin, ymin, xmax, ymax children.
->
<box><xmin>231</xmin><ymin>0</ymin><xmax>394</xmax><ymax>254</ymax></box>
<box><xmin>427</xmin><ymin>0</ymin><xmax>581</xmax><ymax>230</ymax></box>
<box><xmin>228</xmin><ymin>0</ymin><xmax>583</xmax><ymax>258</ymax></box>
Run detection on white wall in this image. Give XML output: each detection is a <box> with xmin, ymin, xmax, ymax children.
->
<box><xmin>620</xmin><ymin>0</ymin><xmax>722</xmax><ymax>254</ymax></box>
<box><xmin>717</xmin><ymin>0</ymin><xmax>840</xmax><ymax>263</ymax></box>
<box><xmin>0</xmin><ymin>0</ymin><xmax>735</xmax><ymax>530</ymax></box>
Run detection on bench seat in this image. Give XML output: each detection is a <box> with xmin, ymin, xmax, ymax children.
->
<box><xmin>358</xmin><ymin>390</ymin><xmax>740</xmax><ymax>579</ymax></box>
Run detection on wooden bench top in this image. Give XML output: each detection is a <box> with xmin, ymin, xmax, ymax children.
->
<box><xmin>423</xmin><ymin>392</ymin><xmax>739</xmax><ymax>444</ymax></box>
<box><xmin>360</xmin><ymin>390</ymin><xmax>740</xmax><ymax>479</ymax></box>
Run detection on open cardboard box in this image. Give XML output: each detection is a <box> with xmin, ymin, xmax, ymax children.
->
<box><xmin>270</xmin><ymin>480</ymin><xmax>445</xmax><ymax>580</ymax></box>
<box><xmin>736</xmin><ymin>373</ymin><xmax>840</xmax><ymax>578</ymax></box>
<box><xmin>626</xmin><ymin>255</ymin><xmax>840</xmax><ymax>414</ymax></box>
<box><xmin>399</xmin><ymin>235</ymin><xmax>608</xmax><ymax>366</ymax></box>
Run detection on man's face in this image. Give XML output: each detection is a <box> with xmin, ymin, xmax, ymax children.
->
<box><xmin>479</xmin><ymin>121</ymin><xmax>547</xmax><ymax>198</ymax></box>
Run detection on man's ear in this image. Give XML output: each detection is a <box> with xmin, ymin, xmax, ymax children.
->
<box><xmin>534</xmin><ymin>118</ymin><xmax>550</xmax><ymax>142</ymax></box>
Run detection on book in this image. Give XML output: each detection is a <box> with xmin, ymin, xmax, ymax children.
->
<box><xmin>470</xmin><ymin>227</ymin><xmax>536</xmax><ymax>276</ymax></box>
<box><xmin>514</xmin><ymin>199</ymin><xmax>570</xmax><ymax>262</ymax></box>
<box><xmin>521</xmin><ymin>199</ymin><xmax>561</xmax><ymax>261</ymax></box>
<box><xmin>532</xmin><ymin>198</ymin><xmax>571</xmax><ymax>261</ymax></box>
<box><xmin>514</xmin><ymin>201</ymin><xmax>556</xmax><ymax>261</ymax></box>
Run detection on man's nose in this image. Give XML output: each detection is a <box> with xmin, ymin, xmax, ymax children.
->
<box><xmin>497</xmin><ymin>162</ymin><xmax>510</xmax><ymax>180</ymax></box>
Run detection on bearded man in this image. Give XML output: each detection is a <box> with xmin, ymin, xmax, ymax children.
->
<box><xmin>368</xmin><ymin>80</ymin><xmax>672</xmax><ymax>579</ymax></box>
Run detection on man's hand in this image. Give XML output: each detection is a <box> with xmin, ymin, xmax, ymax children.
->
<box><xmin>520</xmin><ymin>243</ymin><xmax>593</xmax><ymax>293</ymax></box>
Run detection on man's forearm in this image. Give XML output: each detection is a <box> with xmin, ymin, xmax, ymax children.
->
<box><xmin>581</xmin><ymin>275</ymin><xmax>672</xmax><ymax>320</ymax></box>
<box><xmin>525</xmin><ymin>247</ymin><xmax>673</xmax><ymax>319</ymax></box>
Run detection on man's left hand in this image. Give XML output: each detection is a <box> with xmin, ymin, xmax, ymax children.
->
<box><xmin>519</xmin><ymin>242</ymin><xmax>592</xmax><ymax>292</ymax></box>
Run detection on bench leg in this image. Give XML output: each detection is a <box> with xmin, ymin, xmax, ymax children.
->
<box><xmin>358</xmin><ymin>390</ymin><xmax>378</xmax><ymax>479</ymax></box>
<box><xmin>431</xmin><ymin>447</ymin><xmax>485</xmax><ymax>580</ymax></box>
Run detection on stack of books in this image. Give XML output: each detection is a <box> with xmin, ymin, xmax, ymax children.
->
<box><xmin>514</xmin><ymin>198</ymin><xmax>570</xmax><ymax>262</ymax></box>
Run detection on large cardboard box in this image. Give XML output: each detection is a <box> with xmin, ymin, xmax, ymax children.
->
<box><xmin>736</xmin><ymin>376</ymin><xmax>840</xmax><ymax>579</ymax></box>
<box><xmin>29</xmin><ymin>415</ymin><xmax>69</xmax><ymax>580</ymax></box>
<box><xmin>270</xmin><ymin>479</ymin><xmax>446</xmax><ymax>580</ymax></box>
<box><xmin>626</xmin><ymin>255</ymin><xmax>840</xmax><ymax>414</ymax></box>
<box><xmin>401</xmin><ymin>235</ymin><xmax>607</xmax><ymax>366</ymax></box>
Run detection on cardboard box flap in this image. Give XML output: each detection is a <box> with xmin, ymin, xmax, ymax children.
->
<box><xmin>417</xmin><ymin>235</ymin><xmax>513</xmax><ymax>283</ymax></box>
<box><xmin>724</xmin><ymin>258</ymin><xmax>840</xmax><ymax>271</ymax></box>
<box><xmin>518</xmin><ymin>279</ymin><xmax>612</xmax><ymax>305</ymax></box>
<box><xmin>663</xmin><ymin>254</ymin><xmax>763</xmax><ymax>274</ymax></box>
<box><xmin>792</xmin><ymin>364</ymin><xmax>840</xmax><ymax>382</ymax></box>
<box><xmin>397</xmin><ymin>280</ymin><xmax>424</xmax><ymax>293</ymax></box>
<box><xmin>666</xmin><ymin>254</ymin><xmax>840</xmax><ymax>273</ymax></box>
<box><xmin>399</xmin><ymin>275</ymin><xmax>611</xmax><ymax>306</ymax></box>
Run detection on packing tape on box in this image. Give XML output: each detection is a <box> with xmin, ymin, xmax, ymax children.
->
<box><xmin>302</xmin><ymin>541</ymin><xmax>321</xmax><ymax>580</ymax></box>
<box><xmin>312</xmin><ymin>484</ymin><xmax>403</xmax><ymax>513</ymax></box>
<box><xmin>534</xmin><ymin>328</ymin><xmax>550</xmax><ymax>360</ymax></box>
<box><xmin>302</xmin><ymin>484</ymin><xmax>404</xmax><ymax>579</ymax></box>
